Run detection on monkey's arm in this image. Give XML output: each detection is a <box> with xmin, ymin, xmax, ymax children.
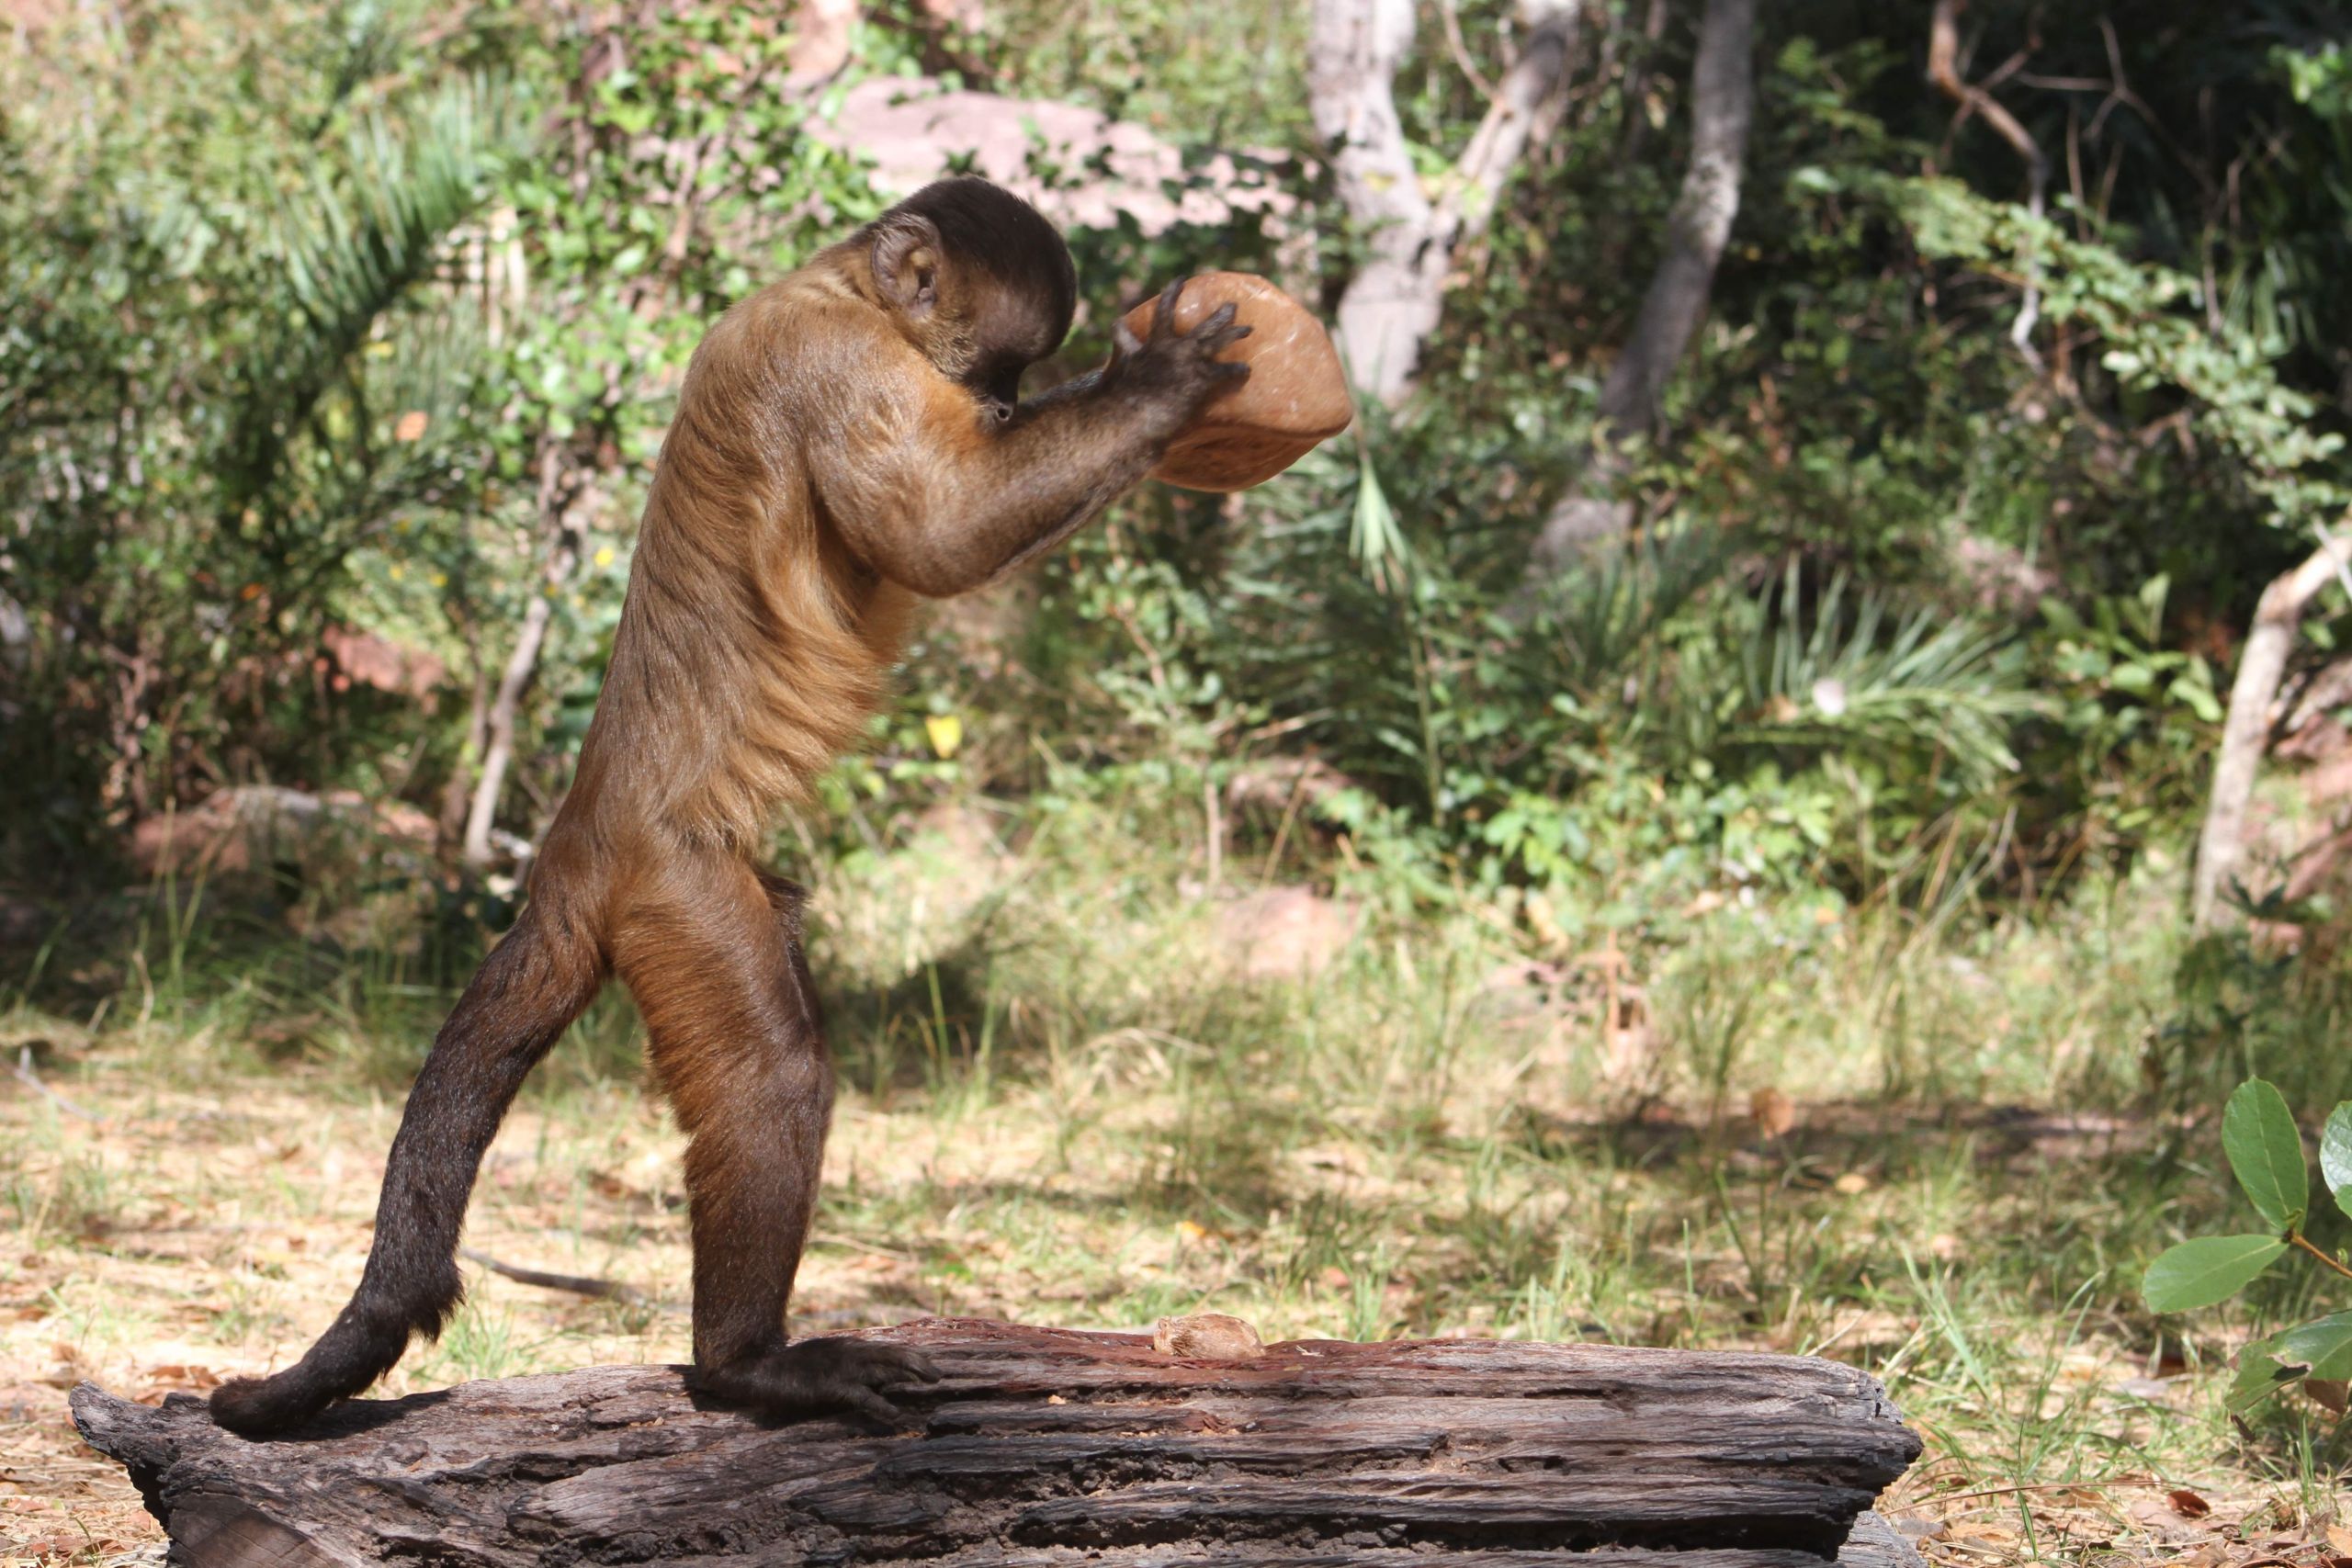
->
<box><xmin>808</xmin><ymin>304</ymin><xmax>1244</xmax><ymax>598</ymax></box>
<box><xmin>809</xmin><ymin>373</ymin><xmax>1174</xmax><ymax>598</ymax></box>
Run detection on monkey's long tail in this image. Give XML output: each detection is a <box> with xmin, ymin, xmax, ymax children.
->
<box><xmin>209</xmin><ymin>902</ymin><xmax>605</xmax><ymax>1437</ymax></box>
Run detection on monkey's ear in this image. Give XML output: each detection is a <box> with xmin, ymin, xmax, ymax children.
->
<box><xmin>871</xmin><ymin>214</ymin><xmax>944</xmax><ymax>320</ymax></box>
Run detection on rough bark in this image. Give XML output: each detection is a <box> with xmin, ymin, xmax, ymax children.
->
<box><xmin>1528</xmin><ymin>0</ymin><xmax>1757</xmax><ymax>573</ymax></box>
<box><xmin>2193</xmin><ymin>531</ymin><xmax>2352</xmax><ymax>928</ymax></box>
<box><xmin>1310</xmin><ymin>0</ymin><xmax>1582</xmax><ymax>406</ymax></box>
<box><xmin>74</xmin><ymin>1317</ymin><xmax>1922</xmax><ymax>1567</ymax></box>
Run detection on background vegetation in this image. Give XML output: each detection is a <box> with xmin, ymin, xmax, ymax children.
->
<box><xmin>7</xmin><ymin>0</ymin><xmax>2352</xmax><ymax>1562</ymax></box>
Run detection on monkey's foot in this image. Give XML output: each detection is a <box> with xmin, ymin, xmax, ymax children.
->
<box><xmin>696</xmin><ymin>1337</ymin><xmax>942</xmax><ymax>1425</ymax></box>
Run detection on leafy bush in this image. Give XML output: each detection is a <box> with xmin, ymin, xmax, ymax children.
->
<box><xmin>2144</xmin><ymin>1078</ymin><xmax>2352</xmax><ymax>1414</ymax></box>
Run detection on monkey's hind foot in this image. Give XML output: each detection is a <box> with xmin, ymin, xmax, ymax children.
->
<box><xmin>696</xmin><ymin>1337</ymin><xmax>942</xmax><ymax>1426</ymax></box>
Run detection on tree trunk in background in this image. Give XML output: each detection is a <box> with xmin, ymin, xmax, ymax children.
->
<box><xmin>1616</xmin><ymin>0</ymin><xmax>1670</xmax><ymax>166</ymax></box>
<box><xmin>1309</xmin><ymin>0</ymin><xmax>1443</xmax><ymax>403</ymax></box>
<box><xmin>461</xmin><ymin>445</ymin><xmax>591</xmax><ymax>870</ymax></box>
<box><xmin>2193</xmin><ymin>531</ymin><xmax>2352</xmax><ymax>929</ymax></box>
<box><xmin>1526</xmin><ymin>0</ymin><xmax>1756</xmax><ymax>575</ymax></box>
<box><xmin>438</xmin><ymin>644</ymin><xmax>493</xmax><ymax>852</ymax></box>
<box><xmin>1310</xmin><ymin>0</ymin><xmax>1582</xmax><ymax>407</ymax></box>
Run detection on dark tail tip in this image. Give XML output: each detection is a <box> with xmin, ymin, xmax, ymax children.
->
<box><xmin>209</xmin><ymin>1371</ymin><xmax>326</xmax><ymax>1438</ymax></box>
<box><xmin>208</xmin><ymin>1310</ymin><xmax>413</xmax><ymax>1438</ymax></box>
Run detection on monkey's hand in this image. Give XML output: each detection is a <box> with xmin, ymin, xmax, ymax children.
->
<box><xmin>1107</xmin><ymin>276</ymin><xmax>1253</xmax><ymax>432</ymax></box>
<box><xmin>696</xmin><ymin>1337</ymin><xmax>943</xmax><ymax>1426</ymax></box>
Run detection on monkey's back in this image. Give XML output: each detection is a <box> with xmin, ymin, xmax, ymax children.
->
<box><xmin>564</xmin><ymin>266</ymin><xmax>918</xmax><ymax>859</ymax></box>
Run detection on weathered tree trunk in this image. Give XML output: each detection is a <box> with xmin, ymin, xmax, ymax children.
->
<box><xmin>1527</xmin><ymin>0</ymin><xmax>1756</xmax><ymax>574</ymax></box>
<box><xmin>460</xmin><ymin>442</ymin><xmax>592</xmax><ymax>869</ymax></box>
<box><xmin>2193</xmin><ymin>530</ymin><xmax>2352</xmax><ymax>928</ymax></box>
<box><xmin>1310</xmin><ymin>0</ymin><xmax>1583</xmax><ymax>406</ymax></box>
<box><xmin>74</xmin><ymin>1318</ymin><xmax>1922</xmax><ymax>1567</ymax></box>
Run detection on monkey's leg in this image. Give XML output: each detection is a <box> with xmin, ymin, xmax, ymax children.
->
<box><xmin>616</xmin><ymin>862</ymin><xmax>938</xmax><ymax>1422</ymax></box>
<box><xmin>209</xmin><ymin>903</ymin><xmax>605</xmax><ymax>1436</ymax></box>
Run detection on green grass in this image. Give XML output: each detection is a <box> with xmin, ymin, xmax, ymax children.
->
<box><xmin>10</xmin><ymin>783</ymin><xmax>2352</xmax><ymax>1561</ymax></box>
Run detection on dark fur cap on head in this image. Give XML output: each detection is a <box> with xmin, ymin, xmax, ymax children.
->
<box><xmin>867</xmin><ymin>178</ymin><xmax>1077</xmax><ymax>355</ymax></box>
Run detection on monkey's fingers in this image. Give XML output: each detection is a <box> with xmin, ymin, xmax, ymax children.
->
<box><xmin>839</xmin><ymin>1386</ymin><xmax>908</xmax><ymax>1427</ymax></box>
<box><xmin>1192</xmin><ymin>301</ymin><xmax>1240</xmax><ymax>337</ymax></box>
<box><xmin>1149</xmin><ymin>276</ymin><xmax>1190</xmax><ymax>339</ymax></box>
<box><xmin>834</xmin><ymin>1340</ymin><xmax>942</xmax><ymax>1392</ymax></box>
<box><xmin>1201</xmin><ymin>321</ymin><xmax>1254</xmax><ymax>353</ymax></box>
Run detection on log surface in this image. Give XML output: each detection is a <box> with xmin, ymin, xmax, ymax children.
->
<box><xmin>71</xmin><ymin>1317</ymin><xmax>1922</xmax><ymax>1567</ymax></box>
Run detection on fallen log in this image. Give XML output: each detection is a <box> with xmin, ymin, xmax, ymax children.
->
<box><xmin>71</xmin><ymin>1316</ymin><xmax>1922</xmax><ymax>1567</ymax></box>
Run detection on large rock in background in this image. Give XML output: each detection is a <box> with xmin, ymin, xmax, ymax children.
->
<box><xmin>1217</xmin><ymin>886</ymin><xmax>1362</xmax><ymax>982</ymax></box>
<box><xmin>123</xmin><ymin>786</ymin><xmax>442</xmax><ymax>951</ymax></box>
<box><xmin>812</xmin><ymin>77</ymin><xmax>1288</xmax><ymax>238</ymax></box>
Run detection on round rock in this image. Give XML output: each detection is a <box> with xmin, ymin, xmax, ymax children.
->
<box><xmin>1120</xmin><ymin>271</ymin><xmax>1352</xmax><ymax>492</ymax></box>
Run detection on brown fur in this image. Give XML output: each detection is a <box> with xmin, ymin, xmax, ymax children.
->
<box><xmin>209</xmin><ymin>177</ymin><xmax>1248</xmax><ymax>1437</ymax></box>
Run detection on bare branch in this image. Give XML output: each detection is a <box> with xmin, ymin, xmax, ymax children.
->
<box><xmin>1928</xmin><ymin>0</ymin><xmax>2049</xmax><ymax>365</ymax></box>
<box><xmin>1436</xmin><ymin>0</ymin><xmax>1498</xmax><ymax>104</ymax></box>
<box><xmin>14</xmin><ymin>1045</ymin><xmax>96</xmax><ymax>1122</ymax></box>
<box><xmin>462</xmin><ymin>441</ymin><xmax>595</xmax><ymax>869</ymax></box>
<box><xmin>1312</xmin><ymin>0</ymin><xmax>1582</xmax><ymax>404</ymax></box>
<box><xmin>459</xmin><ymin>1247</ymin><xmax>662</xmax><ymax>1308</ymax></box>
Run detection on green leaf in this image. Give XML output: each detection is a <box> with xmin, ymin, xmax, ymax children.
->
<box><xmin>2142</xmin><ymin>1235</ymin><xmax>2288</xmax><ymax>1313</ymax></box>
<box><xmin>2227</xmin><ymin>1334</ymin><xmax>2310</xmax><ymax>1413</ymax></box>
<box><xmin>2320</xmin><ymin>1103</ymin><xmax>2352</xmax><ymax>1218</ymax></box>
<box><xmin>2267</xmin><ymin>1311</ymin><xmax>2352</xmax><ymax>1379</ymax></box>
<box><xmin>2227</xmin><ymin>1313</ymin><xmax>2352</xmax><ymax>1413</ymax></box>
<box><xmin>2223</xmin><ymin>1078</ymin><xmax>2308</xmax><ymax>1232</ymax></box>
<box><xmin>2169</xmin><ymin>677</ymin><xmax>2224</xmax><ymax>724</ymax></box>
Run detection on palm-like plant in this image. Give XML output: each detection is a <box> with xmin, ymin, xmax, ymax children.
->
<box><xmin>1718</xmin><ymin>564</ymin><xmax>2034</xmax><ymax>786</ymax></box>
<box><xmin>0</xmin><ymin>13</ymin><xmax>534</xmax><ymax>838</ymax></box>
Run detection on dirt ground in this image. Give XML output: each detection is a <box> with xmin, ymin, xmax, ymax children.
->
<box><xmin>0</xmin><ymin>1058</ymin><xmax>2337</xmax><ymax>1568</ymax></box>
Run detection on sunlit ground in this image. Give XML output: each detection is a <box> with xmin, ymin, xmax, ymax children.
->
<box><xmin>1</xmin><ymin>818</ymin><xmax>2342</xmax><ymax>1566</ymax></box>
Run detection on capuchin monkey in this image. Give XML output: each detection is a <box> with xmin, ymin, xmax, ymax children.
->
<box><xmin>211</xmin><ymin>177</ymin><xmax>1250</xmax><ymax>1435</ymax></box>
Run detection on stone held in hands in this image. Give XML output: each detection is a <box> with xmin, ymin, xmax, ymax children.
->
<box><xmin>1124</xmin><ymin>270</ymin><xmax>1353</xmax><ymax>491</ymax></box>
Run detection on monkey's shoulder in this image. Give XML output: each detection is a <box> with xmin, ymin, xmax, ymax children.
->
<box><xmin>682</xmin><ymin>293</ymin><xmax>926</xmax><ymax>443</ymax></box>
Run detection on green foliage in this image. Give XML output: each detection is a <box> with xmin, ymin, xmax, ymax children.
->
<box><xmin>2223</xmin><ymin>1078</ymin><xmax>2310</xmax><ymax>1234</ymax></box>
<box><xmin>2029</xmin><ymin>577</ymin><xmax>2222</xmax><ymax>844</ymax></box>
<box><xmin>2143</xmin><ymin>1235</ymin><xmax>2290</xmax><ymax>1315</ymax></box>
<box><xmin>2322</xmin><ymin>1104</ymin><xmax>2352</xmax><ymax>1220</ymax></box>
<box><xmin>1</xmin><ymin>7</ymin><xmax>537</xmax><ymax>855</ymax></box>
<box><xmin>0</xmin><ymin>0</ymin><xmax>883</xmax><ymax>864</ymax></box>
<box><xmin>6</xmin><ymin>0</ymin><xmax>2352</xmax><ymax>1013</ymax></box>
<box><xmin>2143</xmin><ymin>1079</ymin><xmax>2352</xmax><ymax>1413</ymax></box>
<box><xmin>1873</xmin><ymin>173</ymin><xmax>2350</xmax><ymax>530</ymax></box>
<box><xmin>1107</xmin><ymin>435</ymin><xmax>2041</xmax><ymax>918</ymax></box>
<box><xmin>977</xmin><ymin>0</ymin><xmax>1310</xmax><ymax>145</ymax></box>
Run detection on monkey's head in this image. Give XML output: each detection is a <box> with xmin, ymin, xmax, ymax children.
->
<box><xmin>863</xmin><ymin>177</ymin><xmax>1078</xmax><ymax>422</ymax></box>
